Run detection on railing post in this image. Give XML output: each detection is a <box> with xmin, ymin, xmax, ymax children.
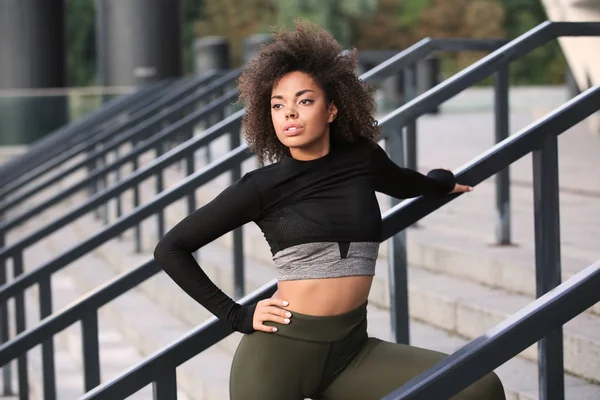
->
<box><xmin>82</xmin><ymin>311</ymin><xmax>101</xmax><ymax>391</ymax></box>
<box><xmin>387</xmin><ymin>131</ymin><xmax>410</xmax><ymax>345</ymax></box>
<box><xmin>494</xmin><ymin>66</ymin><xmax>511</xmax><ymax>245</ymax></box>
<box><xmin>132</xmin><ymin>139</ymin><xmax>142</xmax><ymax>252</ymax></box>
<box><xmin>185</xmin><ymin>133</ymin><xmax>199</xmax><ymax>260</ymax></box>
<box><xmin>12</xmin><ymin>251</ymin><xmax>29</xmax><ymax>400</ymax></box>
<box><xmin>0</xmin><ymin>233</ymin><xmax>13</xmax><ymax>396</ymax></box>
<box><xmin>403</xmin><ymin>64</ymin><xmax>418</xmax><ymax>172</ymax></box>
<box><xmin>39</xmin><ymin>277</ymin><xmax>57</xmax><ymax>400</ymax></box>
<box><xmin>230</xmin><ymin>130</ymin><xmax>244</xmax><ymax>299</ymax></box>
<box><xmin>155</xmin><ymin>143</ymin><xmax>166</xmax><ymax>240</ymax></box>
<box><xmin>152</xmin><ymin>367</ymin><xmax>178</xmax><ymax>400</ymax></box>
<box><xmin>101</xmin><ymin>151</ymin><xmax>109</xmax><ymax>226</ymax></box>
<box><xmin>115</xmin><ymin>146</ymin><xmax>123</xmax><ymax>226</ymax></box>
<box><xmin>532</xmin><ymin>133</ymin><xmax>564</xmax><ymax>400</ymax></box>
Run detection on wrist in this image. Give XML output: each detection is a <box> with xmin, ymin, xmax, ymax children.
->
<box><xmin>427</xmin><ymin>169</ymin><xmax>456</xmax><ymax>193</ymax></box>
<box><xmin>231</xmin><ymin>302</ymin><xmax>257</xmax><ymax>334</ymax></box>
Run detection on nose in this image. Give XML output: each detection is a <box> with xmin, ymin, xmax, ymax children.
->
<box><xmin>285</xmin><ymin>107</ymin><xmax>297</xmax><ymax>119</ymax></box>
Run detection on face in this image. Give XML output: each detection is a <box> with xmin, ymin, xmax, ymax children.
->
<box><xmin>270</xmin><ymin>71</ymin><xmax>337</xmax><ymax>159</ymax></box>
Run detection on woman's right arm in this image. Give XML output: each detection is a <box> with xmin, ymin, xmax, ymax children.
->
<box><xmin>153</xmin><ymin>173</ymin><xmax>261</xmax><ymax>334</ymax></box>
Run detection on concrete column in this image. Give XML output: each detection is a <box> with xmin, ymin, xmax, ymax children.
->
<box><xmin>0</xmin><ymin>0</ymin><xmax>67</xmax><ymax>144</ymax></box>
<box><xmin>243</xmin><ymin>33</ymin><xmax>273</xmax><ymax>63</ymax></box>
<box><xmin>417</xmin><ymin>56</ymin><xmax>440</xmax><ymax>114</ymax></box>
<box><xmin>194</xmin><ymin>36</ymin><xmax>230</xmax><ymax>75</ymax></box>
<box><xmin>95</xmin><ymin>0</ymin><xmax>183</xmax><ymax>87</ymax></box>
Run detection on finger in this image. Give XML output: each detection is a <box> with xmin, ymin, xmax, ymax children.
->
<box><xmin>453</xmin><ymin>184</ymin><xmax>473</xmax><ymax>193</ymax></box>
<box><xmin>260</xmin><ymin>306</ymin><xmax>292</xmax><ymax>322</ymax></box>
<box><xmin>253</xmin><ymin>323</ymin><xmax>280</xmax><ymax>333</ymax></box>
<box><xmin>264</xmin><ymin>298</ymin><xmax>289</xmax><ymax>307</ymax></box>
<box><xmin>264</xmin><ymin>305</ymin><xmax>292</xmax><ymax>319</ymax></box>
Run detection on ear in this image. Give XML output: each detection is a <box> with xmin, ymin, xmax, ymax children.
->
<box><xmin>327</xmin><ymin>102</ymin><xmax>338</xmax><ymax>123</ymax></box>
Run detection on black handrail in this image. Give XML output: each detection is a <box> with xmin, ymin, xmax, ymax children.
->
<box><xmin>0</xmin><ymin>92</ymin><xmax>240</xmax><ymax>261</ymax></box>
<box><xmin>0</xmin><ymin>70</ymin><xmax>228</xmax><ymax>202</ymax></box>
<box><xmin>383</xmin><ymin>260</ymin><xmax>600</xmax><ymax>400</ymax></box>
<box><xmin>0</xmin><ymin>79</ymin><xmax>172</xmax><ymax>189</ymax></box>
<box><xmin>0</xmin><ymin>75</ymin><xmax>237</xmax><ymax>224</ymax></box>
<box><xmin>379</xmin><ymin>22</ymin><xmax>600</xmax><ymax>131</ymax></box>
<box><xmin>64</xmin><ymin>85</ymin><xmax>599</xmax><ymax>400</ymax></box>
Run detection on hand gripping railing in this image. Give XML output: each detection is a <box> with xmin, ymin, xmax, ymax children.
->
<box><xmin>0</xmin><ymin>79</ymin><xmax>172</xmax><ymax>189</ymax></box>
<box><xmin>3</xmin><ymin>84</ymin><xmax>589</xmax><ymax>400</ymax></box>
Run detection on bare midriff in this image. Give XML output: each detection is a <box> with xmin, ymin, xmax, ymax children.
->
<box><xmin>272</xmin><ymin>275</ymin><xmax>373</xmax><ymax>316</ymax></box>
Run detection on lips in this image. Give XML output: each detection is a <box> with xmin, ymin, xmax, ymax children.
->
<box><xmin>283</xmin><ymin>124</ymin><xmax>304</xmax><ymax>136</ymax></box>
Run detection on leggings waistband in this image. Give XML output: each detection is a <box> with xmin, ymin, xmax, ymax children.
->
<box><xmin>265</xmin><ymin>300</ymin><xmax>368</xmax><ymax>342</ymax></box>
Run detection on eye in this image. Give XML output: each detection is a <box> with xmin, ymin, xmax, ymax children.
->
<box><xmin>299</xmin><ymin>99</ymin><xmax>314</xmax><ymax>105</ymax></box>
<box><xmin>271</xmin><ymin>104</ymin><xmax>283</xmax><ymax>110</ymax></box>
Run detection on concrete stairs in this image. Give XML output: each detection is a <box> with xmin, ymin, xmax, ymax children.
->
<box><xmin>3</xmin><ymin>110</ymin><xmax>600</xmax><ymax>399</ymax></box>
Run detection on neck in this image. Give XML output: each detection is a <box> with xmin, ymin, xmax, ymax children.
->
<box><xmin>289</xmin><ymin>132</ymin><xmax>331</xmax><ymax>161</ymax></box>
<box><xmin>290</xmin><ymin>141</ymin><xmax>330</xmax><ymax>161</ymax></box>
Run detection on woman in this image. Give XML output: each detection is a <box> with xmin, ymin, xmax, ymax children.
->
<box><xmin>154</xmin><ymin>21</ymin><xmax>505</xmax><ymax>400</ymax></box>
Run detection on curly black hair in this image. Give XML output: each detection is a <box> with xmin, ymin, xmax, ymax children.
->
<box><xmin>238</xmin><ymin>20</ymin><xmax>380</xmax><ymax>166</ymax></box>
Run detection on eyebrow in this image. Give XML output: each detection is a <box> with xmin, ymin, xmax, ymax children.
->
<box><xmin>270</xmin><ymin>89</ymin><xmax>316</xmax><ymax>100</ymax></box>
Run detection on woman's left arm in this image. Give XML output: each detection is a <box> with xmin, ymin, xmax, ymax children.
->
<box><xmin>369</xmin><ymin>142</ymin><xmax>473</xmax><ymax>199</ymax></box>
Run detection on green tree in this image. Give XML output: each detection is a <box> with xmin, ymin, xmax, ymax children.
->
<box><xmin>501</xmin><ymin>0</ymin><xmax>566</xmax><ymax>84</ymax></box>
<box><xmin>274</xmin><ymin>0</ymin><xmax>376</xmax><ymax>48</ymax></box>
<box><xmin>194</xmin><ymin>0</ymin><xmax>276</xmax><ymax>67</ymax></box>
<box><xmin>182</xmin><ymin>0</ymin><xmax>205</xmax><ymax>74</ymax></box>
<box><xmin>349</xmin><ymin>0</ymin><xmax>416</xmax><ymax>50</ymax></box>
<box><xmin>66</xmin><ymin>0</ymin><xmax>96</xmax><ymax>87</ymax></box>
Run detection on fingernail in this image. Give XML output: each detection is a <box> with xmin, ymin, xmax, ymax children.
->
<box><xmin>285</xmin><ymin>312</ymin><xmax>291</xmax><ymax>317</ymax></box>
<box><xmin>284</xmin><ymin>318</ymin><xmax>290</xmax><ymax>323</ymax></box>
<box><xmin>282</xmin><ymin>301</ymin><xmax>289</xmax><ymax>306</ymax></box>
<box><xmin>272</xmin><ymin>327</ymin><xmax>278</xmax><ymax>332</ymax></box>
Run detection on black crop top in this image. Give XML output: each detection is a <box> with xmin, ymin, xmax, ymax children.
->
<box><xmin>153</xmin><ymin>138</ymin><xmax>455</xmax><ymax>334</ymax></box>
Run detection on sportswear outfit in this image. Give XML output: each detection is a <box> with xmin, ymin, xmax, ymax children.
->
<box><xmin>154</xmin><ymin>137</ymin><xmax>505</xmax><ymax>399</ymax></box>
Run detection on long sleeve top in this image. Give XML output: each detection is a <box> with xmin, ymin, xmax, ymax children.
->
<box><xmin>153</xmin><ymin>137</ymin><xmax>456</xmax><ymax>334</ymax></box>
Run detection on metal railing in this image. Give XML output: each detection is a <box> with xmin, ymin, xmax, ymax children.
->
<box><xmin>10</xmin><ymin>83</ymin><xmax>592</xmax><ymax>400</ymax></box>
<box><xmin>0</xmin><ymin>71</ymin><xmax>240</xmax><ymax>255</ymax></box>
<box><xmin>0</xmin><ymin>70</ymin><xmax>225</xmax><ymax>203</ymax></box>
<box><xmin>1</xmin><ymin>21</ymin><xmax>599</xmax><ymax>399</ymax></box>
<box><xmin>0</xmin><ymin>79</ymin><xmax>172</xmax><ymax>190</ymax></box>
<box><xmin>380</xmin><ymin>20</ymin><xmax>600</xmax><ymax>347</ymax></box>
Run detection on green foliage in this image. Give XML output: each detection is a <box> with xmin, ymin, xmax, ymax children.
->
<box><xmin>501</xmin><ymin>0</ymin><xmax>566</xmax><ymax>84</ymax></box>
<box><xmin>66</xmin><ymin>0</ymin><xmax>96</xmax><ymax>87</ymax></box>
<box><xmin>397</xmin><ymin>0</ymin><xmax>431</xmax><ymax>28</ymax></box>
<box><xmin>274</xmin><ymin>0</ymin><xmax>375</xmax><ymax>48</ymax></box>
<box><xmin>183</xmin><ymin>0</ymin><xmax>205</xmax><ymax>74</ymax></box>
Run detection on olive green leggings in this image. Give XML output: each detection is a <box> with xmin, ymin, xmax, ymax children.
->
<box><xmin>229</xmin><ymin>301</ymin><xmax>505</xmax><ymax>400</ymax></box>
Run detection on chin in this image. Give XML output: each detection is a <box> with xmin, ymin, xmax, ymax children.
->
<box><xmin>278</xmin><ymin>134</ymin><xmax>311</xmax><ymax>149</ymax></box>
